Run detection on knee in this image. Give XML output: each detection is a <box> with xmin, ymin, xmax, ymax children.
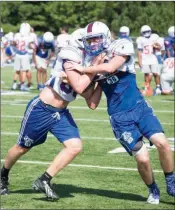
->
<box><xmin>71</xmin><ymin>143</ymin><xmax>83</xmax><ymax>155</ymax></box>
<box><xmin>151</xmin><ymin>134</ymin><xmax>171</xmax><ymax>152</ymax></box>
<box><xmin>11</xmin><ymin>144</ymin><xmax>30</xmax><ymax>155</ymax></box>
<box><xmin>66</xmin><ymin>141</ymin><xmax>83</xmax><ymax>155</ymax></box>
<box><xmin>137</xmin><ymin>155</ymin><xmax>150</xmax><ymax>166</ymax></box>
<box><xmin>155</xmin><ymin>141</ymin><xmax>171</xmax><ymax>152</ymax></box>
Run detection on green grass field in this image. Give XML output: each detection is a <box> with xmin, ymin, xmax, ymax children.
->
<box><xmin>1</xmin><ymin>66</ymin><xmax>175</xmax><ymax>209</ymax></box>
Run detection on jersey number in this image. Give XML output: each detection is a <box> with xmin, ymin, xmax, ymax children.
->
<box><xmin>143</xmin><ymin>45</ymin><xmax>152</xmax><ymax>55</ymax></box>
<box><xmin>165</xmin><ymin>59</ymin><xmax>174</xmax><ymax>69</ymax></box>
<box><xmin>107</xmin><ymin>75</ymin><xmax>119</xmax><ymax>85</ymax></box>
<box><xmin>16</xmin><ymin>40</ymin><xmax>25</xmax><ymax>51</ymax></box>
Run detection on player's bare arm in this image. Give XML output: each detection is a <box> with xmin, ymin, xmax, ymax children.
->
<box><xmin>67</xmin><ymin>55</ymin><xmax>128</xmax><ymax>74</ymax></box>
<box><xmin>63</xmin><ymin>61</ymin><xmax>96</xmax><ymax>94</ymax></box>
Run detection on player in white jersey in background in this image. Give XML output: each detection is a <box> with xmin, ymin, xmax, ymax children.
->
<box><xmin>161</xmin><ymin>57</ymin><xmax>174</xmax><ymax>95</ymax></box>
<box><xmin>0</xmin><ymin>28</ymin><xmax>100</xmax><ymax>200</ymax></box>
<box><xmin>12</xmin><ymin>23</ymin><xmax>35</xmax><ymax>91</ymax></box>
<box><xmin>136</xmin><ymin>25</ymin><xmax>161</xmax><ymax>96</ymax></box>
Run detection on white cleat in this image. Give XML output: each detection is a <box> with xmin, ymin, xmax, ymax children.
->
<box><xmin>11</xmin><ymin>83</ymin><xmax>17</xmax><ymax>90</ymax></box>
<box><xmin>147</xmin><ymin>192</ymin><xmax>160</xmax><ymax>205</ymax></box>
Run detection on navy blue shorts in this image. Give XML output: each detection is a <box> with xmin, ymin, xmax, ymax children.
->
<box><xmin>17</xmin><ymin>96</ymin><xmax>80</xmax><ymax>148</ymax></box>
<box><xmin>110</xmin><ymin>101</ymin><xmax>164</xmax><ymax>155</ymax></box>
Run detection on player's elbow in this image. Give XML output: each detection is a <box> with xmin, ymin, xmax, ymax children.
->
<box><xmin>87</xmin><ymin>102</ymin><xmax>98</xmax><ymax>110</ymax></box>
<box><xmin>89</xmin><ymin>104</ymin><xmax>98</xmax><ymax>110</ymax></box>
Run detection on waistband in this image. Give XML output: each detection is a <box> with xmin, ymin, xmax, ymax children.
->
<box><xmin>39</xmin><ymin>98</ymin><xmax>67</xmax><ymax>113</ymax></box>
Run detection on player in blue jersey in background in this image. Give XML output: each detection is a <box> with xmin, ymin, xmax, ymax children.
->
<box><xmin>68</xmin><ymin>21</ymin><xmax>175</xmax><ymax>205</ymax></box>
<box><xmin>34</xmin><ymin>32</ymin><xmax>55</xmax><ymax>91</ymax></box>
<box><xmin>164</xmin><ymin>26</ymin><xmax>174</xmax><ymax>59</ymax></box>
<box><xmin>119</xmin><ymin>26</ymin><xmax>132</xmax><ymax>42</ymax></box>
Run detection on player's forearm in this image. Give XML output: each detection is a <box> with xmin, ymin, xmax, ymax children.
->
<box><xmin>81</xmin><ymin>63</ymin><xmax>113</xmax><ymax>74</ymax></box>
<box><xmin>74</xmin><ymin>73</ymin><xmax>96</xmax><ymax>94</ymax></box>
<box><xmin>86</xmin><ymin>84</ymin><xmax>102</xmax><ymax>110</ymax></box>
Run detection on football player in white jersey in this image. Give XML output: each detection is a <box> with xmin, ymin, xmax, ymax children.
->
<box><xmin>136</xmin><ymin>25</ymin><xmax>161</xmax><ymax>95</ymax></box>
<box><xmin>12</xmin><ymin>23</ymin><xmax>35</xmax><ymax>91</ymax></box>
<box><xmin>0</xmin><ymin>28</ymin><xmax>100</xmax><ymax>200</ymax></box>
<box><xmin>161</xmin><ymin>57</ymin><xmax>174</xmax><ymax>95</ymax></box>
<box><xmin>67</xmin><ymin>21</ymin><xmax>175</xmax><ymax>204</ymax></box>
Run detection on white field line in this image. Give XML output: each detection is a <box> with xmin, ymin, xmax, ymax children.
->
<box><xmin>1</xmin><ymin>101</ymin><xmax>174</xmax><ymax>113</ymax></box>
<box><xmin>1</xmin><ymin>92</ymin><xmax>174</xmax><ymax>103</ymax></box>
<box><xmin>1</xmin><ymin>132</ymin><xmax>174</xmax><ymax>142</ymax></box>
<box><xmin>0</xmin><ymin>159</ymin><xmax>163</xmax><ymax>173</ymax></box>
<box><xmin>1</xmin><ymin>115</ymin><xmax>174</xmax><ymax>125</ymax></box>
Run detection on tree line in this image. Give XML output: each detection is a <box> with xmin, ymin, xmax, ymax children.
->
<box><xmin>1</xmin><ymin>1</ymin><xmax>174</xmax><ymax>37</ymax></box>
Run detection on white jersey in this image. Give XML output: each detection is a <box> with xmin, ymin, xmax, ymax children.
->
<box><xmin>136</xmin><ymin>36</ymin><xmax>158</xmax><ymax>65</ymax></box>
<box><xmin>107</xmin><ymin>39</ymin><xmax>135</xmax><ymax>73</ymax></box>
<box><xmin>56</xmin><ymin>34</ymin><xmax>71</xmax><ymax>48</ymax></box>
<box><xmin>14</xmin><ymin>33</ymin><xmax>34</xmax><ymax>55</ymax></box>
<box><xmin>154</xmin><ymin>37</ymin><xmax>165</xmax><ymax>56</ymax></box>
<box><xmin>162</xmin><ymin>57</ymin><xmax>174</xmax><ymax>76</ymax></box>
<box><xmin>47</xmin><ymin>45</ymin><xmax>84</xmax><ymax>102</ymax></box>
<box><xmin>1</xmin><ymin>36</ymin><xmax>8</xmax><ymax>49</ymax></box>
<box><xmin>28</xmin><ymin>32</ymin><xmax>38</xmax><ymax>54</ymax></box>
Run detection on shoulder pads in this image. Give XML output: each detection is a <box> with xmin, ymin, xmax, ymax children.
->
<box><xmin>58</xmin><ymin>46</ymin><xmax>83</xmax><ymax>63</ymax></box>
<box><xmin>108</xmin><ymin>39</ymin><xmax>134</xmax><ymax>56</ymax></box>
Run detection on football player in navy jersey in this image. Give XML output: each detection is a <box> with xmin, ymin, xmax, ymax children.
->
<box><xmin>34</xmin><ymin>32</ymin><xmax>55</xmax><ymax>91</ymax></box>
<box><xmin>68</xmin><ymin>21</ymin><xmax>175</xmax><ymax>204</ymax></box>
<box><xmin>0</xmin><ymin>28</ymin><xmax>100</xmax><ymax>200</ymax></box>
<box><xmin>164</xmin><ymin>26</ymin><xmax>175</xmax><ymax>59</ymax></box>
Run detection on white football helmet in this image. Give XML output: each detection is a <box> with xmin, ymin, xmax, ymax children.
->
<box><xmin>83</xmin><ymin>21</ymin><xmax>111</xmax><ymax>56</ymax></box>
<box><xmin>168</xmin><ymin>26</ymin><xmax>175</xmax><ymax>38</ymax></box>
<box><xmin>56</xmin><ymin>34</ymin><xmax>71</xmax><ymax>48</ymax></box>
<box><xmin>43</xmin><ymin>32</ymin><xmax>54</xmax><ymax>43</ymax></box>
<box><xmin>150</xmin><ymin>33</ymin><xmax>159</xmax><ymax>42</ymax></box>
<box><xmin>119</xmin><ymin>26</ymin><xmax>130</xmax><ymax>37</ymax></box>
<box><xmin>20</xmin><ymin>22</ymin><xmax>31</xmax><ymax>36</ymax></box>
<box><xmin>141</xmin><ymin>25</ymin><xmax>152</xmax><ymax>38</ymax></box>
<box><xmin>69</xmin><ymin>28</ymin><xmax>85</xmax><ymax>48</ymax></box>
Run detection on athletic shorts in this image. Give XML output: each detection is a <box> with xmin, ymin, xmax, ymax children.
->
<box><xmin>14</xmin><ymin>53</ymin><xmax>30</xmax><ymax>71</ymax></box>
<box><xmin>17</xmin><ymin>96</ymin><xmax>80</xmax><ymax>148</ymax></box>
<box><xmin>161</xmin><ymin>73</ymin><xmax>174</xmax><ymax>92</ymax></box>
<box><xmin>110</xmin><ymin>101</ymin><xmax>164</xmax><ymax>155</ymax></box>
<box><xmin>142</xmin><ymin>64</ymin><xmax>160</xmax><ymax>75</ymax></box>
<box><xmin>36</xmin><ymin>55</ymin><xmax>48</xmax><ymax>70</ymax></box>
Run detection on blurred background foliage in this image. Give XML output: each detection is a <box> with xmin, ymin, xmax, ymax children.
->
<box><xmin>1</xmin><ymin>1</ymin><xmax>174</xmax><ymax>36</ymax></box>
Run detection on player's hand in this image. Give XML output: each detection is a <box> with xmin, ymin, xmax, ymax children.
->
<box><xmin>59</xmin><ymin>71</ymin><xmax>69</xmax><ymax>83</ymax></box>
<box><xmin>92</xmin><ymin>53</ymin><xmax>109</xmax><ymax>66</ymax></box>
<box><xmin>66</xmin><ymin>62</ymin><xmax>84</xmax><ymax>73</ymax></box>
<box><xmin>45</xmin><ymin>60</ymin><xmax>50</xmax><ymax>67</ymax></box>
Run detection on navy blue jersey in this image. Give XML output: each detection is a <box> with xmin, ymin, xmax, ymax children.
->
<box><xmin>36</xmin><ymin>37</ymin><xmax>55</xmax><ymax>58</ymax></box>
<box><xmin>99</xmin><ymin>72</ymin><xmax>144</xmax><ymax>115</ymax></box>
<box><xmin>164</xmin><ymin>36</ymin><xmax>175</xmax><ymax>59</ymax></box>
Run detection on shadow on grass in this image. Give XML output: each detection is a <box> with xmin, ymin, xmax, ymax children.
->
<box><xmin>11</xmin><ymin>183</ymin><xmax>145</xmax><ymax>202</ymax></box>
<box><xmin>10</xmin><ymin>184</ymin><xmax>175</xmax><ymax>205</ymax></box>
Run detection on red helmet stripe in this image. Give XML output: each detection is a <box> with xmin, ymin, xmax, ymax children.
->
<box><xmin>87</xmin><ymin>22</ymin><xmax>94</xmax><ymax>33</ymax></box>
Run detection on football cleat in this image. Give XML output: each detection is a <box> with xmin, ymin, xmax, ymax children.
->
<box><xmin>147</xmin><ymin>186</ymin><xmax>160</xmax><ymax>204</ymax></box>
<box><xmin>32</xmin><ymin>177</ymin><xmax>59</xmax><ymax>201</ymax></box>
<box><xmin>0</xmin><ymin>177</ymin><xmax>9</xmax><ymax>195</ymax></box>
<box><xmin>11</xmin><ymin>82</ymin><xmax>17</xmax><ymax>90</ymax></box>
<box><xmin>153</xmin><ymin>87</ymin><xmax>162</xmax><ymax>96</ymax></box>
<box><xmin>166</xmin><ymin>174</ymin><xmax>175</xmax><ymax>197</ymax></box>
